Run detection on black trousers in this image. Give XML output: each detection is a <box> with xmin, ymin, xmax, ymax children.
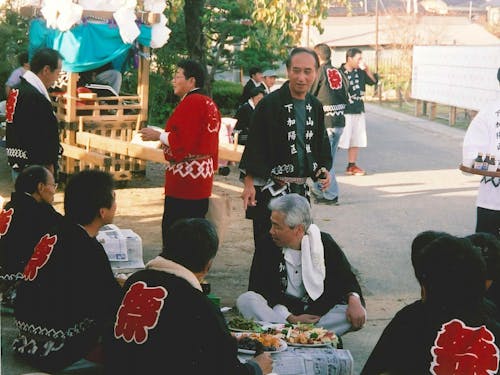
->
<box><xmin>162</xmin><ymin>196</ymin><xmax>209</xmax><ymax>250</ymax></box>
<box><xmin>476</xmin><ymin>207</ymin><xmax>500</xmax><ymax>239</ymax></box>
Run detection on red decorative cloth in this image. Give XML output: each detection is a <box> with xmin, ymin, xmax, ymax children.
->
<box><xmin>163</xmin><ymin>92</ymin><xmax>220</xmax><ymax>200</ymax></box>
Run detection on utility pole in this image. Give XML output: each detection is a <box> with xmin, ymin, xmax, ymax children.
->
<box><xmin>375</xmin><ymin>0</ymin><xmax>381</xmax><ymax>102</ymax></box>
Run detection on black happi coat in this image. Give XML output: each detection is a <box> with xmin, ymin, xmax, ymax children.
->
<box><xmin>0</xmin><ymin>192</ymin><xmax>62</xmax><ymax>285</ymax></box>
<box><xmin>6</xmin><ymin>77</ymin><xmax>61</xmax><ymax>171</ymax></box>
<box><xmin>310</xmin><ymin>62</ymin><xmax>350</xmax><ymax>129</ymax></box>
<box><xmin>240</xmin><ymin>79</ymin><xmax>261</xmax><ymax>105</ymax></box>
<box><xmin>340</xmin><ymin>64</ymin><xmax>377</xmax><ymax>114</ymax></box>
<box><xmin>248</xmin><ymin>232</ymin><xmax>364</xmax><ymax>316</ymax></box>
<box><xmin>13</xmin><ymin>219</ymin><xmax>121</xmax><ymax>372</ymax></box>
<box><xmin>233</xmin><ymin>101</ymin><xmax>255</xmax><ymax>145</ymax></box>
<box><xmin>361</xmin><ymin>300</ymin><xmax>500</xmax><ymax>375</ymax></box>
<box><xmin>240</xmin><ymin>81</ymin><xmax>332</xmax><ymax>180</ymax></box>
<box><xmin>105</xmin><ymin>264</ymin><xmax>260</xmax><ymax>375</ymax></box>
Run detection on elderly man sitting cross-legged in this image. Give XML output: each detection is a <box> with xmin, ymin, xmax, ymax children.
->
<box><xmin>237</xmin><ymin>194</ymin><xmax>366</xmax><ymax>336</ymax></box>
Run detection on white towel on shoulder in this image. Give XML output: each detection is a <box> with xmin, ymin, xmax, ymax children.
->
<box><xmin>301</xmin><ymin>224</ymin><xmax>325</xmax><ymax>301</ymax></box>
<box><xmin>23</xmin><ymin>70</ymin><xmax>51</xmax><ymax>102</ymax></box>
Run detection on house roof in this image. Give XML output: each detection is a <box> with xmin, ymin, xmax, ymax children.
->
<box><xmin>306</xmin><ymin>15</ymin><xmax>500</xmax><ymax>47</ymax></box>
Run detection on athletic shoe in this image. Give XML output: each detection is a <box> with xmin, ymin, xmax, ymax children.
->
<box><xmin>314</xmin><ymin>196</ymin><xmax>339</xmax><ymax>206</ymax></box>
<box><xmin>346</xmin><ymin>165</ymin><xmax>366</xmax><ymax>176</ymax></box>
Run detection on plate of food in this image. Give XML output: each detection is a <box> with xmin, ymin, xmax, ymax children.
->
<box><xmin>233</xmin><ymin>332</ymin><xmax>287</xmax><ymax>354</ymax></box>
<box><xmin>266</xmin><ymin>323</ymin><xmax>338</xmax><ymax>348</ymax></box>
<box><xmin>228</xmin><ymin>316</ymin><xmax>263</xmax><ymax>332</ymax></box>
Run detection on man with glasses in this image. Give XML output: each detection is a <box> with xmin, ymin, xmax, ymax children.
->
<box><xmin>140</xmin><ymin>60</ymin><xmax>221</xmax><ymax>250</ymax></box>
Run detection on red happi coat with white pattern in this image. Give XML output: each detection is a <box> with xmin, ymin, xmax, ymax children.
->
<box><xmin>163</xmin><ymin>90</ymin><xmax>221</xmax><ymax>200</ymax></box>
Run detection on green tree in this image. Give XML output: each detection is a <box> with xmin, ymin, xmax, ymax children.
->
<box><xmin>0</xmin><ymin>1</ymin><xmax>29</xmax><ymax>100</ymax></box>
<box><xmin>234</xmin><ymin>0</ymin><xmax>332</xmax><ymax>75</ymax></box>
<box><xmin>204</xmin><ymin>0</ymin><xmax>253</xmax><ymax>87</ymax></box>
<box><xmin>252</xmin><ymin>0</ymin><xmax>328</xmax><ymax>46</ymax></box>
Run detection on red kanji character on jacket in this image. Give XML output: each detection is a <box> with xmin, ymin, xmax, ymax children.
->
<box><xmin>5</xmin><ymin>89</ymin><xmax>19</xmax><ymax>124</ymax></box>
<box><xmin>163</xmin><ymin>93</ymin><xmax>221</xmax><ymax>200</ymax></box>
<box><xmin>114</xmin><ymin>281</ymin><xmax>168</xmax><ymax>344</ymax></box>
<box><xmin>431</xmin><ymin>319</ymin><xmax>499</xmax><ymax>375</ymax></box>
<box><xmin>0</xmin><ymin>208</ymin><xmax>14</xmax><ymax>237</ymax></box>
<box><xmin>327</xmin><ymin>68</ymin><xmax>343</xmax><ymax>90</ymax></box>
<box><xmin>23</xmin><ymin>233</ymin><xmax>57</xmax><ymax>281</ymax></box>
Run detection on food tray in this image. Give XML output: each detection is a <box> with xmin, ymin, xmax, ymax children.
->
<box><xmin>459</xmin><ymin>164</ymin><xmax>500</xmax><ymax>178</ymax></box>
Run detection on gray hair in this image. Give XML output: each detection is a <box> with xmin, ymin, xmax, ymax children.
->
<box><xmin>268</xmin><ymin>193</ymin><xmax>312</xmax><ymax>230</ymax></box>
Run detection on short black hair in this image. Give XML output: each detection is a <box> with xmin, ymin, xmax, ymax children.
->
<box><xmin>467</xmin><ymin>232</ymin><xmax>500</xmax><ymax>281</ymax></box>
<box><xmin>314</xmin><ymin>43</ymin><xmax>331</xmax><ymax>61</ymax></box>
<box><xmin>160</xmin><ymin>218</ymin><xmax>218</xmax><ymax>273</ymax></box>
<box><xmin>497</xmin><ymin>67</ymin><xmax>500</xmax><ymax>83</ymax></box>
<box><xmin>177</xmin><ymin>59</ymin><xmax>205</xmax><ymax>88</ymax></box>
<box><xmin>15</xmin><ymin>165</ymin><xmax>50</xmax><ymax>195</ymax></box>
<box><xmin>249</xmin><ymin>86</ymin><xmax>265</xmax><ymax>98</ymax></box>
<box><xmin>420</xmin><ymin>236</ymin><xmax>486</xmax><ymax>309</ymax></box>
<box><xmin>18</xmin><ymin>52</ymin><xmax>29</xmax><ymax>66</ymax></box>
<box><xmin>64</xmin><ymin>170</ymin><xmax>115</xmax><ymax>225</ymax></box>
<box><xmin>346</xmin><ymin>47</ymin><xmax>362</xmax><ymax>61</ymax></box>
<box><xmin>249</xmin><ymin>67</ymin><xmax>262</xmax><ymax>77</ymax></box>
<box><xmin>286</xmin><ymin>47</ymin><xmax>320</xmax><ymax>70</ymax></box>
<box><xmin>411</xmin><ymin>230</ymin><xmax>450</xmax><ymax>283</ymax></box>
<box><xmin>30</xmin><ymin>48</ymin><xmax>62</xmax><ymax>74</ymax></box>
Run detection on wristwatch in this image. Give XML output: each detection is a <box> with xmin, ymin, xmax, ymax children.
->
<box><xmin>347</xmin><ymin>292</ymin><xmax>360</xmax><ymax>300</ymax></box>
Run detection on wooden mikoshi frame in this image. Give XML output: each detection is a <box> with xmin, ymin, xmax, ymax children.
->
<box><xmin>20</xmin><ymin>3</ymin><xmax>244</xmax><ymax>180</ymax></box>
<box><xmin>17</xmin><ymin>3</ymin><xmax>157</xmax><ymax>181</ymax></box>
<box><xmin>54</xmin><ymin>44</ymin><xmax>151</xmax><ymax>182</ymax></box>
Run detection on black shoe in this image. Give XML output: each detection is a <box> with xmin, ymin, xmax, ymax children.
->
<box><xmin>314</xmin><ymin>197</ymin><xmax>339</xmax><ymax>206</ymax></box>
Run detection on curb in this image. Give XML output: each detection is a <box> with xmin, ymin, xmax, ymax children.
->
<box><xmin>365</xmin><ymin>103</ymin><xmax>467</xmax><ymax>142</ymax></box>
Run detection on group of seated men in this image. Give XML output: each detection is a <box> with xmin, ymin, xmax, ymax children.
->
<box><xmin>1</xmin><ymin>166</ymin><xmax>500</xmax><ymax>374</ymax></box>
<box><xmin>0</xmin><ymin>166</ymin><xmax>272</xmax><ymax>374</ymax></box>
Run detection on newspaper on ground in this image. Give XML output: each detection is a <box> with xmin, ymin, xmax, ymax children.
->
<box><xmin>239</xmin><ymin>347</ymin><xmax>353</xmax><ymax>375</ymax></box>
<box><xmin>97</xmin><ymin>224</ymin><xmax>145</xmax><ymax>271</ymax></box>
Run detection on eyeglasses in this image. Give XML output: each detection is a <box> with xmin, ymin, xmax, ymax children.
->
<box><xmin>46</xmin><ymin>183</ymin><xmax>58</xmax><ymax>189</ymax></box>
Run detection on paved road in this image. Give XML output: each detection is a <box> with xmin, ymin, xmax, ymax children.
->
<box><xmin>0</xmin><ymin>103</ymin><xmax>481</xmax><ymax>374</ymax></box>
<box><xmin>314</xmin><ymin>103</ymin><xmax>479</xmax><ymax>373</ymax></box>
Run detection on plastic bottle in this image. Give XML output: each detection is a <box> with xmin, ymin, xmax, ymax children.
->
<box><xmin>473</xmin><ymin>153</ymin><xmax>484</xmax><ymax>169</ymax></box>
<box><xmin>483</xmin><ymin>154</ymin><xmax>491</xmax><ymax>170</ymax></box>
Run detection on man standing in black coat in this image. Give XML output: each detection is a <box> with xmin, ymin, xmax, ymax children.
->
<box><xmin>240</xmin><ymin>48</ymin><xmax>332</xmax><ymax>247</ymax></box>
<box><xmin>240</xmin><ymin>66</ymin><xmax>263</xmax><ymax>105</ymax></box>
<box><xmin>339</xmin><ymin>48</ymin><xmax>377</xmax><ymax>176</ymax></box>
<box><xmin>233</xmin><ymin>86</ymin><xmax>265</xmax><ymax>145</ymax></box>
<box><xmin>310</xmin><ymin>43</ymin><xmax>350</xmax><ymax>205</ymax></box>
<box><xmin>6</xmin><ymin>48</ymin><xmax>62</xmax><ymax>181</ymax></box>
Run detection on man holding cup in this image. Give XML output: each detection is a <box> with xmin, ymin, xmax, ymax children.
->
<box><xmin>339</xmin><ymin>48</ymin><xmax>377</xmax><ymax>176</ymax></box>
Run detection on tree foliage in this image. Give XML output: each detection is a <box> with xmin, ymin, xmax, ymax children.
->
<box><xmin>0</xmin><ymin>1</ymin><xmax>29</xmax><ymax>100</ymax></box>
<box><xmin>204</xmin><ymin>0</ymin><xmax>253</xmax><ymax>85</ymax></box>
<box><xmin>233</xmin><ymin>0</ymin><xmax>330</xmax><ymax>74</ymax></box>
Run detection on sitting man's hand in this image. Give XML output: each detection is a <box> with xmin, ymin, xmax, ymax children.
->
<box><xmin>287</xmin><ymin>313</ymin><xmax>321</xmax><ymax>324</ymax></box>
<box><xmin>252</xmin><ymin>353</ymin><xmax>273</xmax><ymax>374</ymax></box>
<box><xmin>346</xmin><ymin>293</ymin><xmax>366</xmax><ymax>330</ymax></box>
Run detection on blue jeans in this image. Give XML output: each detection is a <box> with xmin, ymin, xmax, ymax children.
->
<box><xmin>312</xmin><ymin>127</ymin><xmax>343</xmax><ymax>200</ymax></box>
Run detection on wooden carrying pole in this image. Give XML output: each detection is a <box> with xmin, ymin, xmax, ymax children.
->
<box><xmin>136</xmin><ymin>45</ymin><xmax>150</xmax><ymax>131</ymax></box>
